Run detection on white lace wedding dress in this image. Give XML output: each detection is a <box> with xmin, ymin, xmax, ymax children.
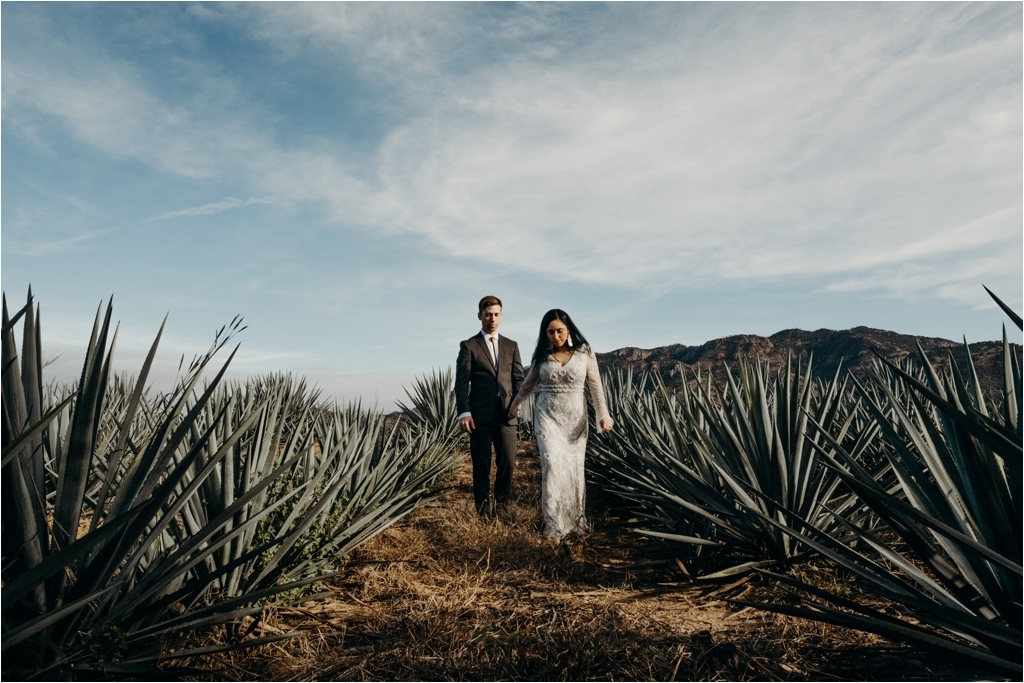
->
<box><xmin>510</xmin><ymin>345</ymin><xmax>612</xmax><ymax>539</ymax></box>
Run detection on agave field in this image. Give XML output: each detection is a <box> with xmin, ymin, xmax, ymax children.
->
<box><xmin>1</xmin><ymin>290</ymin><xmax>461</xmax><ymax>679</ymax></box>
<box><xmin>588</xmin><ymin>288</ymin><xmax>1022</xmax><ymax>676</ymax></box>
<box><xmin>3</xmin><ymin>285</ymin><xmax>1021</xmax><ymax>680</ymax></box>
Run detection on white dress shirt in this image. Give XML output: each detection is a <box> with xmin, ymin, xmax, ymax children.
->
<box><xmin>457</xmin><ymin>330</ymin><xmax>500</xmax><ymax>422</ymax></box>
<box><xmin>483</xmin><ymin>329</ymin><xmax>500</xmax><ymax>366</ymax></box>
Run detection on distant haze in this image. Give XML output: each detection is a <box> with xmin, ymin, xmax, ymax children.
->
<box><xmin>33</xmin><ymin>322</ymin><xmax>1017</xmax><ymax>413</ymax></box>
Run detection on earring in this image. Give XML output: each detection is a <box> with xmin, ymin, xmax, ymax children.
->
<box><xmin>567</xmin><ymin>334</ymin><xmax>573</xmax><ymax>348</ymax></box>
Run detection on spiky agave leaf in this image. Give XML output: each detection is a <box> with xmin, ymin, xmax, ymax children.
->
<box><xmin>3</xmin><ymin>295</ymin><xmax>363</xmax><ymax>678</ymax></box>
<box><xmin>1</xmin><ymin>296</ymin><xmax>294</xmax><ymax>676</ymax></box>
<box><xmin>741</xmin><ymin>293</ymin><xmax>1021</xmax><ymax>675</ymax></box>
<box><xmin>179</xmin><ymin>377</ymin><xmax>455</xmax><ymax>599</ymax></box>
<box><xmin>397</xmin><ymin>368</ymin><xmax>458</xmax><ymax>437</ymax></box>
<box><xmin>589</xmin><ymin>356</ymin><xmax>876</xmax><ymax>576</ymax></box>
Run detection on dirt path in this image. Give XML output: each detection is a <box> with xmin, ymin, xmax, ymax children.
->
<box><xmin>220</xmin><ymin>442</ymin><xmax>940</xmax><ymax>681</ymax></box>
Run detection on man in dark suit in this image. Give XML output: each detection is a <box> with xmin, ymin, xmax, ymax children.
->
<box><xmin>455</xmin><ymin>295</ymin><xmax>525</xmax><ymax>515</ymax></box>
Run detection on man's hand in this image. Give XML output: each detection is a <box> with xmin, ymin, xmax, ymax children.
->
<box><xmin>599</xmin><ymin>417</ymin><xmax>614</xmax><ymax>433</ymax></box>
<box><xmin>459</xmin><ymin>415</ymin><xmax>476</xmax><ymax>433</ymax></box>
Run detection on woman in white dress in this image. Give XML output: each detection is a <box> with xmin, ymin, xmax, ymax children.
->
<box><xmin>509</xmin><ymin>309</ymin><xmax>614</xmax><ymax>539</ymax></box>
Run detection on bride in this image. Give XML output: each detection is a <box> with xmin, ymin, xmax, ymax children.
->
<box><xmin>509</xmin><ymin>309</ymin><xmax>613</xmax><ymax>540</ymax></box>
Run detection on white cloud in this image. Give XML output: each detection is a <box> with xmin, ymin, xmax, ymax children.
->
<box><xmin>4</xmin><ymin>58</ymin><xmax>222</xmax><ymax>180</ymax></box>
<box><xmin>3</xmin><ymin>3</ymin><xmax>1020</xmax><ymax>307</ymax></box>
<box><xmin>141</xmin><ymin>197</ymin><xmax>274</xmax><ymax>223</ymax></box>
<box><xmin>359</xmin><ymin>5</ymin><xmax>1020</xmax><ymax>289</ymax></box>
<box><xmin>825</xmin><ymin>246</ymin><xmax>1022</xmax><ymax>309</ymax></box>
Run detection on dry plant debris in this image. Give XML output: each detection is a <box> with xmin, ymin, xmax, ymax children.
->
<box><xmin>184</xmin><ymin>441</ymin><xmax>976</xmax><ymax>682</ymax></box>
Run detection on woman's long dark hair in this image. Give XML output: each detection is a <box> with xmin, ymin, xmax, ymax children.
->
<box><xmin>530</xmin><ymin>309</ymin><xmax>589</xmax><ymax>369</ymax></box>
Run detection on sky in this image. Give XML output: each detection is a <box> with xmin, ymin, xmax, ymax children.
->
<box><xmin>2</xmin><ymin>2</ymin><xmax>1022</xmax><ymax>408</ymax></box>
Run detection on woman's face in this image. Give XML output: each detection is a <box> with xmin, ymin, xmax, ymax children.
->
<box><xmin>546</xmin><ymin>319</ymin><xmax>569</xmax><ymax>350</ymax></box>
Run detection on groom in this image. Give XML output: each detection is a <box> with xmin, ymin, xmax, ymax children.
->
<box><xmin>455</xmin><ymin>295</ymin><xmax>525</xmax><ymax>515</ymax></box>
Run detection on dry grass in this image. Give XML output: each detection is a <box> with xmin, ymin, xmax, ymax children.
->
<box><xmin>181</xmin><ymin>441</ymin><xmax>974</xmax><ymax>681</ymax></box>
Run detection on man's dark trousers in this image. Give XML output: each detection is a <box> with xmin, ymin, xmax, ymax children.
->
<box><xmin>470</xmin><ymin>405</ymin><xmax>517</xmax><ymax>513</ymax></box>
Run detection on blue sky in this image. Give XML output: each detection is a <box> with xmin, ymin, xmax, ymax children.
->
<box><xmin>2</xmin><ymin>2</ymin><xmax>1021</xmax><ymax>407</ymax></box>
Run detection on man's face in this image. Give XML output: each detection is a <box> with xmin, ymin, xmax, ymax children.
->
<box><xmin>478</xmin><ymin>305</ymin><xmax>502</xmax><ymax>334</ymax></box>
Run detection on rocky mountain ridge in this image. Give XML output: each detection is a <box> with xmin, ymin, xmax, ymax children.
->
<box><xmin>595</xmin><ymin>326</ymin><xmax>1021</xmax><ymax>398</ymax></box>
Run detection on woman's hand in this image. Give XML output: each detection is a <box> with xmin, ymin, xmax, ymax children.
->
<box><xmin>599</xmin><ymin>417</ymin><xmax>614</xmax><ymax>433</ymax></box>
<box><xmin>508</xmin><ymin>403</ymin><xmax>520</xmax><ymax>419</ymax></box>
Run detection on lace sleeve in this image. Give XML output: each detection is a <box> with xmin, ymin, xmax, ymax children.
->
<box><xmin>585</xmin><ymin>348</ymin><xmax>612</xmax><ymax>425</ymax></box>
<box><xmin>510</xmin><ymin>362</ymin><xmax>540</xmax><ymax>414</ymax></box>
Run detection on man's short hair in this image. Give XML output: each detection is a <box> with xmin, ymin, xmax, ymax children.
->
<box><xmin>478</xmin><ymin>295</ymin><xmax>502</xmax><ymax>313</ymax></box>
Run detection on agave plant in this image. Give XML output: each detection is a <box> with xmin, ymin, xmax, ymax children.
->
<box><xmin>516</xmin><ymin>386</ymin><xmax>537</xmax><ymax>441</ymax></box>
<box><xmin>396</xmin><ymin>367</ymin><xmax>464</xmax><ymax>470</ymax></box>
<box><xmin>398</xmin><ymin>368</ymin><xmax>458</xmax><ymax>437</ymax></box>
<box><xmin>737</xmin><ymin>289</ymin><xmax>1022</xmax><ymax>675</ymax></box>
<box><xmin>587</xmin><ymin>368</ymin><xmax>721</xmax><ymax>572</ymax></box>
<box><xmin>1</xmin><ymin>290</ymin><xmax>453</xmax><ymax>678</ymax></box>
<box><xmin>166</xmin><ymin>374</ymin><xmax>457</xmax><ymax>612</ymax></box>
<box><xmin>589</xmin><ymin>355</ymin><xmax>875</xmax><ymax>577</ymax></box>
<box><xmin>2</xmin><ymin>291</ymin><xmax>292</xmax><ymax>678</ymax></box>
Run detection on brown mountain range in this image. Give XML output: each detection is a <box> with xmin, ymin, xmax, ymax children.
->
<box><xmin>596</xmin><ymin>326</ymin><xmax>1021</xmax><ymax>399</ymax></box>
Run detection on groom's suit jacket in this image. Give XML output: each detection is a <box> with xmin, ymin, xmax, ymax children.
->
<box><xmin>456</xmin><ymin>332</ymin><xmax>525</xmax><ymax>424</ymax></box>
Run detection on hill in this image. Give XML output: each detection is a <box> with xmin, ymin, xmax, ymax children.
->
<box><xmin>596</xmin><ymin>326</ymin><xmax>1021</xmax><ymax>398</ymax></box>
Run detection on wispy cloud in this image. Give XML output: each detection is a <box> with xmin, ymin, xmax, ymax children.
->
<box><xmin>3</xmin><ymin>195</ymin><xmax>276</xmax><ymax>255</ymax></box>
<box><xmin>9</xmin><ymin>228</ymin><xmax>118</xmax><ymax>256</ymax></box>
<box><xmin>340</xmin><ymin>3</ymin><xmax>1021</xmax><ymax>295</ymax></box>
<box><xmin>825</xmin><ymin>248</ymin><xmax>1022</xmax><ymax>309</ymax></box>
<box><xmin>3</xmin><ymin>3</ymin><xmax>1020</xmax><ymax>308</ymax></box>
<box><xmin>140</xmin><ymin>197</ymin><xmax>274</xmax><ymax>223</ymax></box>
